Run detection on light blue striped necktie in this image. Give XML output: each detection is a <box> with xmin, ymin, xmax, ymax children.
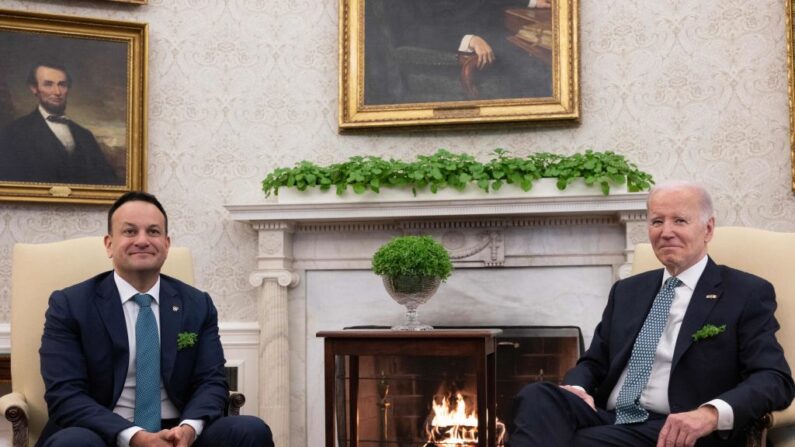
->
<box><xmin>133</xmin><ymin>293</ymin><xmax>161</xmax><ymax>432</ymax></box>
<box><xmin>615</xmin><ymin>277</ymin><xmax>682</xmax><ymax>424</ymax></box>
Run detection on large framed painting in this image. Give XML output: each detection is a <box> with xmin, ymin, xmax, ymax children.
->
<box><xmin>0</xmin><ymin>9</ymin><xmax>147</xmax><ymax>204</ymax></box>
<box><xmin>789</xmin><ymin>0</ymin><xmax>795</xmax><ymax>191</ymax></box>
<box><xmin>339</xmin><ymin>0</ymin><xmax>579</xmax><ymax>129</ymax></box>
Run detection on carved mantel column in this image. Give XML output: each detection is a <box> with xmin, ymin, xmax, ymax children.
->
<box><xmin>249</xmin><ymin>222</ymin><xmax>299</xmax><ymax>447</ymax></box>
<box><xmin>618</xmin><ymin>211</ymin><xmax>649</xmax><ymax>278</ymax></box>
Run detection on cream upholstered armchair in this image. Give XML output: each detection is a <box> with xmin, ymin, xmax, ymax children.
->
<box><xmin>631</xmin><ymin>226</ymin><xmax>795</xmax><ymax>447</ymax></box>
<box><xmin>0</xmin><ymin>237</ymin><xmax>243</xmax><ymax>446</ymax></box>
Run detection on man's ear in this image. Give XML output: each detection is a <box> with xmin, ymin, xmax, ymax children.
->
<box><xmin>704</xmin><ymin>217</ymin><xmax>715</xmax><ymax>243</ymax></box>
<box><xmin>104</xmin><ymin>234</ymin><xmax>113</xmax><ymax>259</ymax></box>
<box><xmin>28</xmin><ymin>85</ymin><xmax>38</xmax><ymax>96</ymax></box>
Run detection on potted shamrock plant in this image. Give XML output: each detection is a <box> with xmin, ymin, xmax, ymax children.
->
<box><xmin>372</xmin><ymin>235</ymin><xmax>453</xmax><ymax>330</ymax></box>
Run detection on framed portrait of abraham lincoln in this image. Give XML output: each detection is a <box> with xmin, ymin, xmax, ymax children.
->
<box><xmin>0</xmin><ymin>9</ymin><xmax>147</xmax><ymax>205</ymax></box>
<box><xmin>338</xmin><ymin>0</ymin><xmax>579</xmax><ymax>129</ymax></box>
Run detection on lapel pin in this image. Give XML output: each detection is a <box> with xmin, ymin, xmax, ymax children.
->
<box><xmin>173</xmin><ymin>305</ymin><xmax>180</xmax><ymax>312</ymax></box>
<box><xmin>705</xmin><ymin>294</ymin><xmax>718</xmax><ymax>300</ymax></box>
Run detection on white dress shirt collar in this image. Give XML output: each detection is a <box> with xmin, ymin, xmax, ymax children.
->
<box><xmin>661</xmin><ymin>254</ymin><xmax>708</xmax><ymax>291</ymax></box>
<box><xmin>113</xmin><ymin>271</ymin><xmax>161</xmax><ymax>305</ymax></box>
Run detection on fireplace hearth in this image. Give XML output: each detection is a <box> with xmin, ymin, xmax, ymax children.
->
<box><xmin>319</xmin><ymin>327</ymin><xmax>582</xmax><ymax>447</ymax></box>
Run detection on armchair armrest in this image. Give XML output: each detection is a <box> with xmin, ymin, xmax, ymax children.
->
<box><xmin>745</xmin><ymin>413</ymin><xmax>773</xmax><ymax>447</ymax></box>
<box><xmin>770</xmin><ymin>404</ymin><xmax>795</xmax><ymax>428</ymax></box>
<box><xmin>227</xmin><ymin>392</ymin><xmax>245</xmax><ymax>417</ymax></box>
<box><xmin>0</xmin><ymin>392</ymin><xmax>30</xmax><ymax>447</ymax></box>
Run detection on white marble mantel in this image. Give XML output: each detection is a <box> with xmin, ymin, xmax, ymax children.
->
<box><xmin>225</xmin><ymin>190</ymin><xmax>649</xmax><ymax>447</ymax></box>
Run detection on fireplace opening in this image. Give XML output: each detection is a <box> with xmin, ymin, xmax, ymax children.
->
<box><xmin>329</xmin><ymin>326</ymin><xmax>583</xmax><ymax>447</ymax></box>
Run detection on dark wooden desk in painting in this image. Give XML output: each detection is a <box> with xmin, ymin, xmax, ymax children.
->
<box><xmin>317</xmin><ymin>329</ymin><xmax>501</xmax><ymax>447</ymax></box>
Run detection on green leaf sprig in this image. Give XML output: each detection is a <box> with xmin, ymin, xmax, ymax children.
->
<box><xmin>177</xmin><ymin>331</ymin><xmax>198</xmax><ymax>350</ymax></box>
<box><xmin>691</xmin><ymin>324</ymin><xmax>726</xmax><ymax>342</ymax></box>
<box><xmin>261</xmin><ymin>149</ymin><xmax>654</xmax><ymax>198</ymax></box>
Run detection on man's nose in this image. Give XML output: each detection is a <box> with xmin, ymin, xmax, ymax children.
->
<box><xmin>133</xmin><ymin>233</ymin><xmax>150</xmax><ymax>245</ymax></box>
<box><xmin>660</xmin><ymin>222</ymin><xmax>675</xmax><ymax>237</ymax></box>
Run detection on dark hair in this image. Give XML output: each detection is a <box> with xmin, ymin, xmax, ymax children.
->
<box><xmin>107</xmin><ymin>191</ymin><xmax>168</xmax><ymax>234</ymax></box>
<box><xmin>26</xmin><ymin>63</ymin><xmax>73</xmax><ymax>88</ymax></box>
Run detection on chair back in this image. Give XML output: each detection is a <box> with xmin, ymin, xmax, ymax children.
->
<box><xmin>631</xmin><ymin>226</ymin><xmax>795</xmax><ymax>429</ymax></box>
<box><xmin>9</xmin><ymin>236</ymin><xmax>194</xmax><ymax>444</ymax></box>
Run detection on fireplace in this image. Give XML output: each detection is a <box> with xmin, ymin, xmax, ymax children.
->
<box><xmin>226</xmin><ymin>192</ymin><xmax>648</xmax><ymax>446</ymax></box>
<box><xmin>319</xmin><ymin>327</ymin><xmax>582</xmax><ymax>447</ymax></box>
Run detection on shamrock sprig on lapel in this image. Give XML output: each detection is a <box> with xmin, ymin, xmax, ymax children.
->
<box><xmin>177</xmin><ymin>331</ymin><xmax>198</xmax><ymax>350</ymax></box>
<box><xmin>691</xmin><ymin>324</ymin><xmax>726</xmax><ymax>342</ymax></box>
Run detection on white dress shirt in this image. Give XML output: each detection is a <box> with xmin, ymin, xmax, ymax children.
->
<box><xmin>604</xmin><ymin>255</ymin><xmax>734</xmax><ymax>430</ymax></box>
<box><xmin>38</xmin><ymin>105</ymin><xmax>76</xmax><ymax>153</ymax></box>
<box><xmin>111</xmin><ymin>272</ymin><xmax>204</xmax><ymax>446</ymax></box>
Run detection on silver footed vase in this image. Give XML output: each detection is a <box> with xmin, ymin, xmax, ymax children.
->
<box><xmin>382</xmin><ymin>275</ymin><xmax>441</xmax><ymax>331</ymax></box>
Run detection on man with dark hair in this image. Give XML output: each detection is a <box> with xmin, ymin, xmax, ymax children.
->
<box><xmin>509</xmin><ymin>182</ymin><xmax>794</xmax><ymax>447</ymax></box>
<box><xmin>0</xmin><ymin>62</ymin><xmax>121</xmax><ymax>185</ymax></box>
<box><xmin>38</xmin><ymin>191</ymin><xmax>273</xmax><ymax>447</ymax></box>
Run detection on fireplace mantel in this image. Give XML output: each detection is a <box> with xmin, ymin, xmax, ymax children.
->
<box><xmin>225</xmin><ymin>191</ymin><xmax>649</xmax><ymax>447</ymax></box>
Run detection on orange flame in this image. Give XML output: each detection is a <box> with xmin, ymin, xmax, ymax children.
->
<box><xmin>423</xmin><ymin>392</ymin><xmax>505</xmax><ymax>447</ymax></box>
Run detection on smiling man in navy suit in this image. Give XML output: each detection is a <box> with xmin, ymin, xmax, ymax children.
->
<box><xmin>509</xmin><ymin>181</ymin><xmax>794</xmax><ymax>447</ymax></box>
<box><xmin>38</xmin><ymin>192</ymin><xmax>273</xmax><ymax>447</ymax></box>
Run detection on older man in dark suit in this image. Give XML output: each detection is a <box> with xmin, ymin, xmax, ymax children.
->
<box><xmin>0</xmin><ymin>62</ymin><xmax>121</xmax><ymax>185</ymax></box>
<box><xmin>38</xmin><ymin>192</ymin><xmax>272</xmax><ymax>447</ymax></box>
<box><xmin>509</xmin><ymin>181</ymin><xmax>794</xmax><ymax>446</ymax></box>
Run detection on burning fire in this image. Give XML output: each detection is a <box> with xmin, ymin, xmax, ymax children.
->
<box><xmin>423</xmin><ymin>392</ymin><xmax>505</xmax><ymax>447</ymax></box>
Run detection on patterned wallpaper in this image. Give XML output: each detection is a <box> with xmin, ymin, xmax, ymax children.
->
<box><xmin>0</xmin><ymin>0</ymin><xmax>792</xmax><ymax>322</ymax></box>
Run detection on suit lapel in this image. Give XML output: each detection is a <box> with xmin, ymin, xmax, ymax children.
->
<box><xmin>671</xmin><ymin>258</ymin><xmax>722</xmax><ymax>369</ymax></box>
<box><xmin>159</xmin><ymin>278</ymin><xmax>183</xmax><ymax>385</ymax></box>
<box><xmin>32</xmin><ymin>110</ymin><xmax>68</xmax><ymax>154</ymax></box>
<box><xmin>615</xmin><ymin>270</ymin><xmax>665</xmax><ymax>366</ymax></box>
<box><xmin>93</xmin><ymin>274</ymin><xmax>129</xmax><ymax>402</ymax></box>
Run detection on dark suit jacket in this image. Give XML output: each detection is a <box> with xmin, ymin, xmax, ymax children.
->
<box><xmin>38</xmin><ymin>272</ymin><xmax>229</xmax><ymax>446</ymax></box>
<box><xmin>563</xmin><ymin>258</ymin><xmax>795</xmax><ymax>442</ymax></box>
<box><xmin>0</xmin><ymin>109</ymin><xmax>121</xmax><ymax>185</ymax></box>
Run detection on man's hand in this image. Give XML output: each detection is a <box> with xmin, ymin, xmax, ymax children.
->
<box><xmin>656</xmin><ymin>406</ymin><xmax>718</xmax><ymax>447</ymax></box>
<box><xmin>164</xmin><ymin>424</ymin><xmax>197</xmax><ymax>447</ymax></box>
<box><xmin>130</xmin><ymin>430</ymin><xmax>173</xmax><ymax>447</ymax></box>
<box><xmin>469</xmin><ymin>36</ymin><xmax>494</xmax><ymax>69</ymax></box>
<box><xmin>560</xmin><ymin>385</ymin><xmax>596</xmax><ymax>411</ymax></box>
<box><xmin>536</xmin><ymin>0</ymin><xmax>552</xmax><ymax>7</ymax></box>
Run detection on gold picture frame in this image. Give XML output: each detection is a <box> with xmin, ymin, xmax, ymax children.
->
<box><xmin>788</xmin><ymin>0</ymin><xmax>795</xmax><ymax>191</ymax></box>
<box><xmin>0</xmin><ymin>9</ymin><xmax>147</xmax><ymax>205</ymax></box>
<box><xmin>339</xmin><ymin>0</ymin><xmax>579</xmax><ymax>130</ymax></box>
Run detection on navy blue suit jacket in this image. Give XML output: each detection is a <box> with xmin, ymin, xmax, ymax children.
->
<box><xmin>0</xmin><ymin>109</ymin><xmax>121</xmax><ymax>185</ymax></box>
<box><xmin>564</xmin><ymin>257</ymin><xmax>794</xmax><ymax>436</ymax></box>
<box><xmin>38</xmin><ymin>272</ymin><xmax>229</xmax><ymax>446</ymax></box>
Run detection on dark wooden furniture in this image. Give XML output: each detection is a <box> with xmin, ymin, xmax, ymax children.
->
<box><xmin>0</xmin><ymin>354</ymin><xmax>10</xmax><ymax>384</ymax></box>
<box><xmin>318</xmin><ymin>329</ymin><xmax>501</xmax><ymax>447</ymax></box>
<box><xmin>504</xmin><ymin>8</ymin><xmax>552</xmax><ymax>66</ymax></box>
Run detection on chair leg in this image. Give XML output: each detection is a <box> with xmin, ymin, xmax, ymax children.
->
<box><xmin>4</xmin><ymin>405</ymin><xmax>29</xmax><ymax>447</ymax></box>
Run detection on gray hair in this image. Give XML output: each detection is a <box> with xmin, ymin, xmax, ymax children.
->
<box><xmin>647</xmin><ymin>180</ymin><xmax>714</xmax><ymax>224</ymax></box>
